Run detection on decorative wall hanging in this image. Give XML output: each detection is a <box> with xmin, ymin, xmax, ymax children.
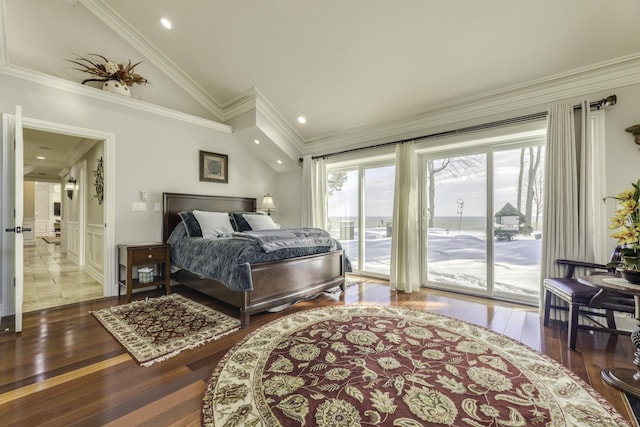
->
<box><xmin>93</xmin><ymin>157</ymin><xmax>104</xmax><ymax>204</ymax></box>
<box><xmin>199</xmin><ymin>151</ymin><xmax>228</xmax><ymax>183</ymax></box>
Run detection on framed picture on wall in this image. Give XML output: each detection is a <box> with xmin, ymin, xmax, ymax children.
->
<box><xmin>199</xmin><ymin>151</ymin><xmax>228</xmax><ymax>183</ymax></box>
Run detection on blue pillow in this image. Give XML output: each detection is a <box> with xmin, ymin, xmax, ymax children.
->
<box><xmin>231</xmin><ymin>212</ymin><xmax>261</xmax><ymax>232</ymax></box>
<box><xmin>228</xmin><ymin>213</ymin><xmax>238</xmax><ymax>231</ymax></box>
<box><xmin>178</xmin><ymin>211</ymin><xmax>202</xmax><ymax>237</ymax></box>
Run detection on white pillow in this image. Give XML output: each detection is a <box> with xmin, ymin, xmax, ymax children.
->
<box><xmin>193</xmin><ymin>210</ymin><xmax>234</xmax><ymax>238</ymax></box>
<box><xmin>243</xmin><ymin>214</ymin><xmax>280</xmax><ymax>230</ymax></box>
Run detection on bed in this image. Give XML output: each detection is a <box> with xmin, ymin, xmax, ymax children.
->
<box><xmin>162</xmin><ymin>192</ymin><xmax>346</xmax><ymax>327</ymax></box>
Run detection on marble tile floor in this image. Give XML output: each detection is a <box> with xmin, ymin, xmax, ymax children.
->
<box><xmin>23</xmin><ymin>237</ymin><xmax>103</xmax><ymax>312</ymax></box>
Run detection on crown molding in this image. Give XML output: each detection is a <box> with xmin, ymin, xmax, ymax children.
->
<box><xmin>222</xmin><ymin>87</ymin><xmax>259</xmax><ymax>122</ymax></box>
<box><xmin>1</xmin><ymin>64</ymin><xmax>233</xmax><ymax>133</ymax></box>
<box><xmin>223</xmin><ymin>87</ymin><xmax>305</xmax><ymax>153</ymax></box>
<box><xmin>79</xmin><ymin>0</ymin><xmax>224</xmax><ymax>120</ymax></box>
<box><xmin>66</xmin><ymin>138</ymin><xmax>98</xmax><ymax>166</ymax></box>
<box><xmin>254</xmin><ymin>89</ymin><xmax>305</xmax><ymax>153</ymax></box>
<box><xmin>306</xmin><ymin>53</ymin><xmax>640</xmax><ymax>156</ymax></box>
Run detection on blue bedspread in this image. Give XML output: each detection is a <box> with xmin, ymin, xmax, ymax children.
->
<box><xmin>168</xmin><ymin>222</ymin><xmax>350</xmax><ymax>292</ymax></box>
<box><xmin>231</xmin><ymin>228</ymin><xmax>334</xmax><ymax>252</ymax></box>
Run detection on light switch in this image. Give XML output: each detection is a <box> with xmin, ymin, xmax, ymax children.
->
<box><xmin>154</xmin><ymin>203</ymin><xmax>162</xmax><ymax>212</ymax></box>
<box><xmin>131</xmin><ymin>202</ymin><xmax>147</xmax><ymax>211</ymax></box>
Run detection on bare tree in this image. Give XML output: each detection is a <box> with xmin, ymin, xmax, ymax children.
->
<box><xmin>517</xmin><ymin>149</ymin><xmax>525</xmax><ymax>213</ymax></box>
<box><xmin>327</xmin><ymin>172</ymin><xmax>348</xmax><ymax>197</ymax></box>
<box><xmin>427</xmin><ymin>155</ymin><xmax>483</xmax><ymax>228</ymax></box>
<box><xmin>427</xmin><ymin>159</ymin><xmax>449</xmax><ymax>227</ymax></box>
<box><xmin>532</xmin><ymin>163</ymin><xmax>544</xmax><ymax>230</ymax></box>
<box><xmin>523</xmin><ymin>146</ymin><xmax>542</xmax><ymax>233</ymax></box>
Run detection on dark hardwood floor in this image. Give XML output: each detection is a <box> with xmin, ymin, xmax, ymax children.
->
<box><xmin>0</xmin><ymin>279</ymin><xmax>637</xmax><ymax>426</ymax></box>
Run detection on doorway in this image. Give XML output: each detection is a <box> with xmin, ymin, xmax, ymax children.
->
<box><xmin>22</xmin><ymin>132</ymin><xmax>105</xmax><ymax>312</ymax></box>
<box><xmin>1</xmin><ymin>115</ymin><xmax>116</xmax><ymax>332</ymax></box>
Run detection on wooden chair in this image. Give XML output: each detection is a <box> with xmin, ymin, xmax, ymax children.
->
<box><xmin>543</xmin><ymin>249</ymin><xmax>634</xmax><ymax>350</ymax></box>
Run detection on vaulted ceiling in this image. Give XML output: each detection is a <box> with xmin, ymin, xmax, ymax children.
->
<box><xmin>4</xmin><ymin>0</ymin><xmax>640</xmax><ymax>176</ymax></box>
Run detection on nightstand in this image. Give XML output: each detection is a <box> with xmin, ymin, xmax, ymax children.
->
<box><xmin>118</xmin><ymin>242</ymin><xmax>171</xmax><ymax>302</ymax></box>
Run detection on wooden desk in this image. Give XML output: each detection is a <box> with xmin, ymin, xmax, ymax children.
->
<box><xmin>579</xmin><ymin>274</ymin><xmax>640</xmax><ymax>397</ymax></box>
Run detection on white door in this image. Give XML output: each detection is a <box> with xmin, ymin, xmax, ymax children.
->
<box><xmin>4</xmin><ymin>106</ymin><xmax>25</xmax><ymax>332</ymax></box>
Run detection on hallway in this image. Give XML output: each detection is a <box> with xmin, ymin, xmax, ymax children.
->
<box><xmin>23</xmin><ymin>236</ymin><xmax>103</xmax><ymax>312</ymax></box>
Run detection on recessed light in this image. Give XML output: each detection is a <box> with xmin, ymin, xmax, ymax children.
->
<box><xmin>36</xmin><ymin>156</ymin><xmax>46</xmax><ymax>160</ymax></box>
<box><xmin>254</xmin><ymin>139</ymin><xmax>260</xmax><ymax>144</ymax></box>
<box><xmin>160</xmin><ymin>17</ymin><xmax>172</xmax><ymax>30</ymax></box>
<box><xmin>277</xmin><ymin>160</ymin><xmax>283</xmax><ymax>164</ymax></box>
<box><xmin>297</xmin><ymin>116</ymin><xmax>306</xmax><ymax>124</ymax></box>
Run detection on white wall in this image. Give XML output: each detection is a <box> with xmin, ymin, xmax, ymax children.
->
<box><xmin>603</xmin><ymin>84</ymin><xmax>640</xmax><ymax>196</ymax></box>
<box><xmin>276</xmin><ymin>170</ymin><xmax>303</xmax><ymax>228</ymax></box>
<box><xmin>601</xmin><ymin>84</ymin><xmax>640</xmax><ymax>251</ymax></box>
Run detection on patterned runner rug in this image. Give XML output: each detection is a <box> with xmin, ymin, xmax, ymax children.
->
<box><xmin>93</xmin><ymin>294</ymin><xmax>240</xmax><ymax>366</ymax></box>
<box><xmin>203</xmin><ymin>305</ymin><xmax>630</xmax><ymax>426</ymax></box>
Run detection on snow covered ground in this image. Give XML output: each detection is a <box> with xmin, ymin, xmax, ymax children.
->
<box><xmin>334</xmin><ymin>227</ymin><xmax>541</xmax><ymax>299</ymax></box>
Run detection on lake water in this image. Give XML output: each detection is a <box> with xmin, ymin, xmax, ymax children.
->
<box><xmin>328</xmin><ymin>216</ymin><xmax>487</xmax><ymax>230</ymax></box>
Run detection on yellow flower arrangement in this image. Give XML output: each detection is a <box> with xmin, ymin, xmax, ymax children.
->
<box><xmin>606</xmin><ymin>179</ymin><xmax>640</xmax><ymax>270</ymax></box>
<box><xmin>66</xmin><ymin>53</ymin><xmax>149</xmax><ymax>86</ymax></box>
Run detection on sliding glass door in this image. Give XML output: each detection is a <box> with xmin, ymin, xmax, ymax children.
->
<box><xmin>423</xmin><ymin>138</ymin><xmax>544</xmax><ymax>304</ymax></box>
<box><xmin>425</xmin><ymin>152</ymin><xmax>488</xmax><ymax>292</ymax></box>
<box><xmin>327</xmin><ymin>163</ymin><xmax>395</xmax><ymax>277</ymax></box>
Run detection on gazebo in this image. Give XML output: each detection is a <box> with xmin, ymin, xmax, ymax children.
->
<box><xmin>494</xmin><ymin>202</ymin><xmax>525</xmax><ymax>241</ymax></box>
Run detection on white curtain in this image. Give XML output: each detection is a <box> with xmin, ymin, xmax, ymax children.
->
<box><xmin>576</xmin><ymin>101</ymin><xmax>595</xmax><ymax>262</ymax></box>
<box><xmin>390</xmin><ymin>142</ymin><xmax>421</xmax><ymax>292</ymax></box>
<box><xmin>301</xmin><ymin>154</ymin><xmax>327</xmax><ymax>229</ymax></box>
<box><xmin>541</xmin><ymin>100</ymin><xmax>594</xmax><ymax>306</ymax></box>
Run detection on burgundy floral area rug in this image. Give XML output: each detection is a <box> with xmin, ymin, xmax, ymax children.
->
<box><xmin>203</xmin><ymin>305</ymin><xmax>630</xmax><ymax>426</ymax></box>
<box><xmin>92</xmin><ymin>294</ymin><xmax>240</xmax><ymax>366</ymax></box>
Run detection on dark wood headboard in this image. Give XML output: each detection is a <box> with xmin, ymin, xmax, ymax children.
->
<box><xmin>162</xmin><ymin>192</ymin><xmax>256</xmax><ymax>242</ymax></box>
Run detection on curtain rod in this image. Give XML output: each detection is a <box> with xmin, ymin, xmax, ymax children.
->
<box><xmin>310</xmin><ymin>95</ymin><xmax>617</xmax><ymax>160</ymax></box>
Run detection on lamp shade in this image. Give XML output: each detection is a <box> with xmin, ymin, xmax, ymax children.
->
<box><xmin>64</xmin><ymin>177</ymin><xmax>78</xmax><ymax>191</ymax></box>
<box><xmin>259</xmin><ymin>194</ymin><xmax>276</xmax><ymax>215</ymax></box>
<box><xmin>259</xmin><ymin>194</ymin><xmax>276</xmax><ymax>210</ymax></box>
<box><xmin>65</xmin><ymin>177</ymin><xmax>78</xmax><ymax>200</ymax></box>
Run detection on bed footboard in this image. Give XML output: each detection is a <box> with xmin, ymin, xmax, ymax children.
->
<box><xmin>173</xmin><ymin>249</ymin><xmax>345</xmax><ymax>327</ymax></box>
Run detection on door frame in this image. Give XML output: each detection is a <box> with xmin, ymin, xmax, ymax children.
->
<box><xmin>1</xmin><ymin>116</ymin><xmax>116</xmax><ymax>322</ymax></box>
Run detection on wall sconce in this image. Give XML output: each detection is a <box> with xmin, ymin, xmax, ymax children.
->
<box><xmin>626</xmin><ymin>124</ymin><xmax>640</xmax><ymax>146</ymax></box>
<box><xmin>259</xmin><ymin>193</ymin><xmax>277</xmax><ymax>216</ymax></box>
<box><xmin>65</xmin><ymin>177</ymin><xmax>78</xmax><ymax>200</ymax></box>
